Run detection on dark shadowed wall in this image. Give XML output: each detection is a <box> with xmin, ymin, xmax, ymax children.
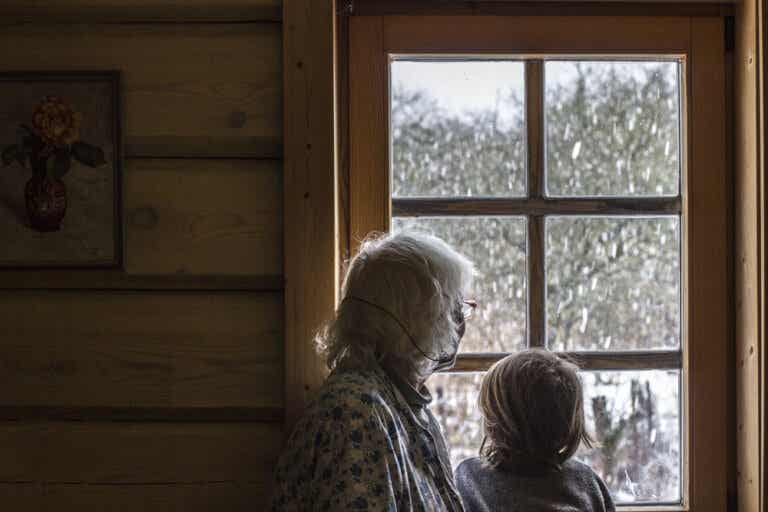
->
<box><xmin>0</xmin><ymin>1</ymin><xmax>285</xmax><ymax>509</ymax></box>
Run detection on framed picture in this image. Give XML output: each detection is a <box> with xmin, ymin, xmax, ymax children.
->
<box><xmin>0</xmin><ymin>71</ymin><xmax>122</xmax><ymax>268</ymax></box>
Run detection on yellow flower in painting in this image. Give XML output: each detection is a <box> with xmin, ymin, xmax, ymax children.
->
<box><xmin>31</xmin><ymin>96</ymin><xmax>82</xmax><ymax>147</ymax></box>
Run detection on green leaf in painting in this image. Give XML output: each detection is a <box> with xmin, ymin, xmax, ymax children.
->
<box><xmin>72</xmin><ymin>141</ymin><xmax>107</xmax><ymax>168</ymax></box>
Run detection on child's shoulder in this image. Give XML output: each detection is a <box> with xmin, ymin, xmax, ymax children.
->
<box><xmin>562</xmin><ymin>459</ymin><xmax>609</xmax><ymax>488</ymax></box>
<box><xmin>456</xmin><ymin>456</ymin><xmax>485</xmax><ymax>475</ymax></box>
<box><xmin>455</xmin><ymin>457</ymin><xmax>488</xmax><ymax>484</ymax></box>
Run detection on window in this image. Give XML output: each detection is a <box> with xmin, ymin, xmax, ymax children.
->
<box><xmin>349</xmin><ymin>15</ymin><xmax>727</xmax><ymax>511</ymax></box>
<box><xmin>392</xmin><ymin>57</ymin><xmax>683</xmax><ymax>505</ymax></box>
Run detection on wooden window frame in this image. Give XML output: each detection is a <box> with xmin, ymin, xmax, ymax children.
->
<box><xmin>347</xmin><ymin>15</ymin><xmax>727</xmax><ymax>512</ymax></box>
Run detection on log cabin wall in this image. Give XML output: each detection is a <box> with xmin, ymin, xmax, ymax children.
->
<box><xmin>0</xmin><ymin>1</ymin><xmax>284</xmax><ymax>510</ymax></box>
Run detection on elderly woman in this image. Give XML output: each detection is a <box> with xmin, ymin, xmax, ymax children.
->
<box><xmin>271</xmin><ymin>231</ymin><xmax>475</xmax><ymax>511</ymax></box>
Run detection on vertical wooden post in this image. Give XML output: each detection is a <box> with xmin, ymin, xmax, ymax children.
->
<box><xmin>283</xmin><ymin>0</ymin><xmax>338</xmax><ymax>431</ymax></box>
<box><xmin>689</xmin><ymin>17</ymin><xmax>728</xmax><ymax>511</ymax></box>
<box><xmin>735</xmin><ymin>0</ymin><xmax>765</xmax><ymax>509</ymax></box>
<box><xmin>526</xmin><ymin>60</ymin><xmax>546</xmax><ymax>348</ymax></box>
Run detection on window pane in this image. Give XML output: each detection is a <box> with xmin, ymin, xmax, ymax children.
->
<box><xmin>429</xmin><ymin>372</ymin><xmax>484</xmax><ymax>469</ymax></box>
<box><xmin>392</xmin><ymin>216</ymin><xmax>527</xmax><ymax>352</ymax></box>
<box><xmin>391</xmin><ymin>59</ymin><xmax>526</xmax><ymax>197</ymax></box>
<box><xmin>579</xmin><ymin>370</ymin><xmax>681</xmax><ymax>504</ymax></box>
<box><xmin>428</xmin><ymin>369</ymin><xmax>682</xmax><ymax>504</ymax></box>
<box><xmin>545</xmin><ymin>60</ymin><xmax>681</xmax><ymax>197</ymax></box>
<box><xmin>546</xmin><ymin>217</ymin><xmax>680</xmax><ymax>351</ymax></box>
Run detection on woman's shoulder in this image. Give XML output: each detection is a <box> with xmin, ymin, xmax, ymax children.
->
<box><xmin>320</xmin><ymin>366</ymin><xmax>392</xmax><ymax>402</ymax></box>
<box><xmin>299</xmin><ymin>366</ymin><xmax>398</xmax><ymax>423</ymax></box>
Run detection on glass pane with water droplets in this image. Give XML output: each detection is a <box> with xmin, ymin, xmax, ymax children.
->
<box><xmin>427</xmin><ymin>369</ymin><xmax>681</xmax><ymax>505</ymax></box>
<box><xmin>391</xmin><ymin>59</ymin><xmax>526</xmax><ymax>197</ymax></box>
<box><xmin>546</xmin><ymin>217</ymin><xmax>680</xmax><ymax>351</ymax></box>
<box><xmin>545</xmin><ymin>60</ymin><xmax>681</xmax><ymax>197</ymax></box>
<box><xmin>392</xmin><ymin>216</ymin><xmax>527</xmax><ymax>353</ymax></box>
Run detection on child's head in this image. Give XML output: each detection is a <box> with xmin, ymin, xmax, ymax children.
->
<box><xmin>479</xmin><ymin>349</ymin><xmax>593</xmax><ymax>470</ymax></box>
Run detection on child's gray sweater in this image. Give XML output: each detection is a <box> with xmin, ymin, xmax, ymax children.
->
<box><xmin>456</xmin><ymin>457</ymin><xmax>616</xmax><ymax>512</ymax></box>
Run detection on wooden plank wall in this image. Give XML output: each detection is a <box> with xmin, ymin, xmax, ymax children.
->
<box><xmin>0</xmin><ymin>1</ymin><xmax>285</xmax><ymax>510</ymax></box>
<box><xmin>735</xmin><ymin>0</ymin><xmax>764</xmax><ymax>509</ymax></box>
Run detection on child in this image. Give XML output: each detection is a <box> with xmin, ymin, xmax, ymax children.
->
<box><xmin>455</xmin><ymin>349</ymin><xmax>615</xmax><ymax>512</ymax></box>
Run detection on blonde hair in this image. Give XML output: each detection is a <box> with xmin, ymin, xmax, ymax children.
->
<box><xmin>479</xmin><ymin>349</ymin><xmax>593</xmax><ymax>470</ymax></box>
<box><xmin>316</xmin><ymin>230</ymin><xmax>474</xmax><ymax>382</ymax></box>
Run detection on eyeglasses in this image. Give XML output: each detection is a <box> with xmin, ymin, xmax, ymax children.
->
<box><xmin>461</xmin><ymin>299</ymin><xmax>478</xmax><ymax>320</ymax></box>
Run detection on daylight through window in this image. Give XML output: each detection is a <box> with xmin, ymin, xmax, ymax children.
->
<box><xmin>390</xmin><ymin>57</ymin><xmax>684</xmax><ymax>505</ymax></box>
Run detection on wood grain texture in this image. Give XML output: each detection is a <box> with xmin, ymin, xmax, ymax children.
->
<box><xmin>283</xmin><ymin>0</ymin><xmax>338</xmax><ymax>429</ymax></box>
<box><xmin>0</xmin><ymin>482</ymin><xmax>274</xmax><ymax>512</ymax></box>
<box><xmin>392</xmin><ymin>197</ymin><xmax>681</xmax><ymax>216</ymax></box>
<box><xmin>349</xmin><ymin>15</ymin><xmax>389</xmax><ymax>247</ymax></box>
<box><xmin>382</xmin><ymin>16</ymin><xmax>692</xmax><ymax>53</ymax></box>
<box><xmin>451</xmin><ymin>350</ymin><xmax>682</xmax><ymax>372</ymax></box>
<box><xmin>352</xmin><ymin>0</ymin><xmax>735</xmax><ymax>16</ymax></box>
<box><xmin>734</xmin><ymin>0</ymin><xmax>764</xmax><ymax>509</ymax></box>
<box><xmin>526</xmin><ymin>60</ymin><xmax>546</xmax><ymax>348</ymax></box>
<box><xmin>0</xmin><ymin>272</ymin><xmax>283</xmax><ymax>291</ymax></box>
<box><xmin>527</xmin><ymin>215</ymin><xmax>546</xmax><ymax>347</ymax></box>
<box><xmin>125</xmin><ymin>159</ymin><xmax>282</xmax><ymax>277</ymax></box>
<box><xmin>526</xmin><ymin>61</ymin><xmax>544</xmax><ymax>198</ymax></box>
<box><xmin>0</xmin><ymin>0</ymin><xmax>281</xmax><ymax>22</ymax></box>
<box><xmin>689</xmin><ymin>18</ymin><xmax>728</xmax><ymax>511</ymax></box>
<box><xmin>0</xmin><ymin>24</ymin><xmax>281</xmax><ymax>158</ymax></box>
<box><xmin>0</xmin><ymin>291</ymin><xmax>283</xmax><ymax>409</ymax></box>
<box><xmin>0</xmin><ymin>422</ymin><xmax>282</xmax><ymax>483</ymax></box>
<box><xmin>337</xmin><ymin>12</ymin><xmax>352</xmax><ymax>272</ymax></box>
<box><xmin>0</xmin><ymin>406</ymin><xmax>282</xmax><ymax>423</ymax></box>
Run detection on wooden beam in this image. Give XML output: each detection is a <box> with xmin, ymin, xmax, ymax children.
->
<box><xmin>350</xmin><ymin>16</ymin><xmax>390</xmax><ymax>244</ymax></box>
<box><xmin>734</xmin><ymin>0</ymin><xmax>765</xmax><ymax>509</ymax></box>
<box><xmin>0</xmin><ymin>24</ymin><xmax>282</xmax><ymax>159</ymax></box>
<box><xmin>526</xmin><ymin>60</ymin><xmax>546</xmax><ymax>348</ymax></box>
<box><xmin>450</xmin><ymin>350</ymin><xmax>683</xmax><ymax>372</ymax></box>
<box><xmin>0</xmin><ymin>482</ymin><xmax>276</xmax><ymax>512</ymax></box>
<box><xmin>0</xmin><ymin>0</ymin><xmax>282</xmax><ymax>23</ymax></box>
<box><xmin>124</xmin><ymin>159</ymin><xmax>282</xmax><ymax>277</ymax></box>
<box><xmin>0</xmin><ymin>291</ymin><xmax>284</xmax><ymax>410</ymax></box>
<box><xmin>0</xmin><ymin>422</ymin><xmax>282</xmax><ymax>483</ymax></box>
<box><xmin>688</xmin><ymin>17</ymin><xmax>728</xmax><ymax>511</ymax></box>
<box><xmin>351</xmin><ymin>0</ymin><xmax>734</xmax><ymax>17</ymax></box>
<box><xmin>0</xmin><ymin>272</ymin><xmax>283</xmax><ymax>291</ymax></box>
<box><xmin>382</xmin><ymin>16</ymin><xmax>692</xmax><ymax>53</ymax></box>
<box><xmin>0</xmin><ymin>406</ymin><xmax>283</xmax><ymax>423</ymax></box>
<box><xmin>393</xmin><ymin>197</ymin><xmax>681</xmax><ymax>216</ymax></box>
<box><xmin>283</xmin><ymin>0</ymin><xmax>338</xmax><ymax>429</ymax></box>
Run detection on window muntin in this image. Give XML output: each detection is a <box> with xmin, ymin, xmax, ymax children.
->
<box><xmin>390</xmin><ymin>56</ymin><xmax>684</xmax><ymax>506</ymax></box>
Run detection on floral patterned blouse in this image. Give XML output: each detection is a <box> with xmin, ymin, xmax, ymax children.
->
<box><xmin>270</xmin><ymin>362</ymin><xmax>464</xmax><ymax>511</ymax></box>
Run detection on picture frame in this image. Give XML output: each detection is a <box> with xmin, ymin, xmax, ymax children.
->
<box><xmin>0</xmin><ymin>70</ymin><xmax>122</xmax><ymax>269</ymax></box>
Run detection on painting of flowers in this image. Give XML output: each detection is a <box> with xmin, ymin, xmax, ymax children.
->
<box><xmin>0</xmin><ymin>72</ymin><xmax>121</xmax><ymax>267</ymax></box>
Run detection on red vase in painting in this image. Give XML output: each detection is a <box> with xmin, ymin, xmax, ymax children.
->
<box><xmin>24</xmin><ymin>175</ymin><xmax>67</xmax><ymax>232</ymax></box>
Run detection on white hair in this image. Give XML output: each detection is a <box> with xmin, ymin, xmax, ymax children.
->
<box><xmin>316</xmin><ymin>230</ymin><xmax>475</xmax><ymax>381</ymax></box>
